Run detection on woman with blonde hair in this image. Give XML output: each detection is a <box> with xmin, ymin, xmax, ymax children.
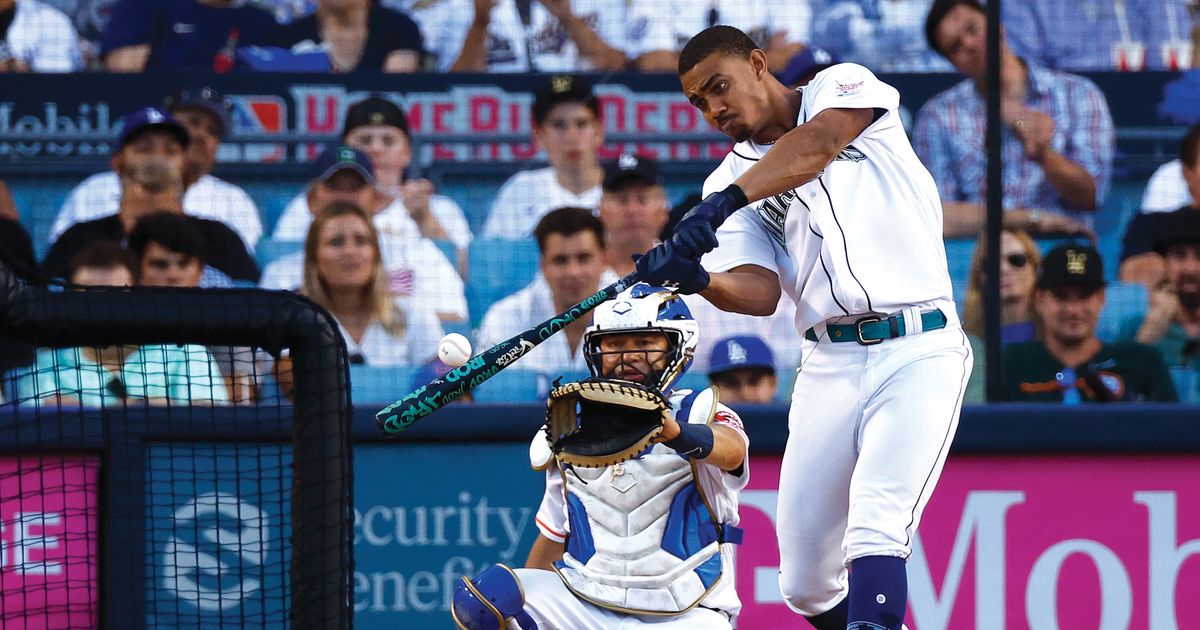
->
<box><xmin>301</xmin><ymin>201</ymin><xmax>442</xmax><ymax>366</ymax></box>
<box><xmin>963</xmin><ymin>227</ymin><xmax>1041</xmax><ymax>344</ymax></box>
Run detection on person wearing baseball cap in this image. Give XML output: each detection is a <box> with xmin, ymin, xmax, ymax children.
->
<box><xmin>779</xmin><ymin>46</ymin><xmax>840</xmax><ymax>88</ymax></box>
<box><xmin>708</xmin><ymin>335</ymin><xmax>778</xmax><ymax>404</ymax></box>
<box><xmin>1003</xmin><ymin>243</ymin><xmax>1176</xmax><ymax>403</ymax></box>
<box><xmin>340</xmin><ymin>96</ymin><xmax>473</xmax><ymax>254</ymax></box>
<box><xmin>599</xmin><ymin>154</ymin><xmax>669</xmax><ymax>276</ymax></box>
<box><xmin>481</xmin><ymin>75</ymin><xmax>604</xmax><ymax>240</ymax></box>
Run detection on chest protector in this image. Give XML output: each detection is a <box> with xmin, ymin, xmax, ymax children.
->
<box><xmin>550</xmin><ymin>388</ymin><xmax>742</xmax><ymax>615</ymax></box>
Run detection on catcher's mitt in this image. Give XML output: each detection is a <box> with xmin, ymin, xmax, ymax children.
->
<box><xmin>544</xmin><ymin>377</ymin><xmax>670</xmax><ymax>468</ymax></box>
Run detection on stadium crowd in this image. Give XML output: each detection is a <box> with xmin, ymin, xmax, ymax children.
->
<box><xmin>0</xmin><ymin>0</ymin><xmax>1198</xmax><ymax>407</ymax></box>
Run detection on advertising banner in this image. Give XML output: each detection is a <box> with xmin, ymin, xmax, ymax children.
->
<box><xmin>0</xmin><ymin>454</ymin><xmax>100</xmax><ymax>628</ymax></box>
<box><xmin>737</xmin><ymin>454</ymin><xmax>1200</xmax><ymax>629</ymax></box>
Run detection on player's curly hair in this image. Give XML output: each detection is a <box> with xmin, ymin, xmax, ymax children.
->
<box><xmin>678</xmin><ymin>25</ymin><xmax>758</xmax><ymax>76</ymax></box>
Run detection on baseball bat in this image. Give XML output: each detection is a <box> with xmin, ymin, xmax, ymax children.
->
<box><xmin>375</xmin><ymin>269</ymin><xmax>641</xmax><ymax>436</ymax></box>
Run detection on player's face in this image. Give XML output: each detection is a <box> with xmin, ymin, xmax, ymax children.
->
<box><xmin>540</xmin><ymin>230</ymin><xmax>605</xmax><ymax>307</ymax></box>
<box><xmin>599</xmin><ymin>183</ymin><xmax>669</xmax><ymax>250</ymax></box>
<box><xmin>345</xmin><ymin>125</ymin><xmax>411</xmax><ymax>186</ymax></box>
<box><xmin>934</xmin><ymin>5</ymin><xmax>988</xmax><ymax>79</ymax></box>
<box><xmin>534</xmin><ymin>104</ymin><xmax>603</xmax><ymax>168</ymax></box>
<box><xmin>1035</xmin><ymin>286</ymin><xmax>1105</xmax><ymax>346</ymax></box>
<box><xmin>70</xmin><ymin>265</ymin><xmax>133</xmax><ymax>287</ymax></box>
<box><xmin>315</xmin><ymin>214</ymin><xmax>377</xmax><ymax>291</ymax></box>
<box><xmin>998</xmin><ymin>232</ymin><xmax>1035</xmax><ymax>304</ymax></box>
<box><xmin>1165</xmin><ymin>244</ymin><xmax>1200</xmax><ymax>299</ymax></box>
<box><xmin>710</xmin><ymin>369</ymin><xmax>777</xmax><ymax>404</ymax></box>
<box><xmin>172</xmin><ymin>107</ymin><xmax>222</xmax><ymax>177</ymax></box>
<box><xmin>138</xmin><ymin>242</ymin><xmax>204</xmax><ymax>288</ymax></box>
<box><xmin>681</xmin><ymin>51</ymin><xmax>773</xmax><ymax>144</ymax></box>
<box><xmin>597</xmin><ymin>332</ymin><xmax>671</xmax><ymax>384</ymax></box>
<box><xmin>310</xmin><ymin>170</ymin><xmax>376</xmax><ymax>215</ymax></box>
<box><xmin>114</xmin><ymin>130</ymin><xmax>186</xmax><ymax>181</ymax></box>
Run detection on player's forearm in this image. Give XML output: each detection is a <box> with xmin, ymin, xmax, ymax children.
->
<box><xmin>704</xmin><ymin>424</ymin><xmax>747</xmax><ymax>471</ymax></box>
<box><xmin>733</xmin><ymin>108</ymin><xmax>875</xmax><ymax>203</ymax></box>
<box><xmin>699</xmin><ymin>266</ymin><xmax>781</xmax><ymax>316</ymax></box>
<box><xmin>1039</xmin><ymin>150</ymin><xmax>1097</xmax><ymax>210</ymax></box>
<box><xmin>525</xmin><ymin>534</ymin><xmax>565</xmax><ymax>570</ymax></box>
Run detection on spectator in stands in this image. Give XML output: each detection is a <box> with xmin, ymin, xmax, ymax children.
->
<box><xmin>599</xmin><ymin>153</ymin><xmax>669</xmax><ymax>277</ymax></box>
<box><xmin>809</xmin><ymin>0</ymin><xmax>951</xmax><ymax>72</ymax></box>
<box><xmin>914</xmin><ymin>0</ymin><xmax>1115</xmax><ymax>238</ymax></box>
<box><xmin>1129</xmin><ymin>213</ymin><xmax>1200</xmax><ymax>373</ymax></box>
<box><xmin>14</xmin><ymin>241</ymin><xmax>231</xmax><ymax>407</ymax></box>
<box><xmin>478</xmin><ymin>207</ymin><xmax>613</xmax><ymax>376</ymax></box>
<box><xmin>1120</xmin><ymin>122</ymin><xmax>1200</xmax><ymax>288</ymax></box>
<box><xmin>262</xmin><ymin>145</ymin><xmax>467</xmax><ymax>321</ymax></box>
<box><xmin>43</xmin><ymin>139</ymin><xmax>259</xmax><ymax>284</ymax></box>
<box><xmin>482</xmin><ymin>75</ymin><xmax>603</xmax><ymax>239</ymax></box>
<box><xmin>778</xmin><ymin>45</ymin><xmax>839</xmax><ymax>89</ymax></box>
<box><xmin>1003</xmin><ymin>243</ymin><xmax>1176</xmax><ymax>403</ymax></box>
<box><xmin>707</xmin><ymin>335</ymin><xmax>778</xmax><ymax>404</ymax></box>
<box><xmin>302</xmin><ymin>201</ymin><xmax>443</xmax><ymax>366</ymax></box>
<box><xmin>269</xmin><ymin>0</ymin><xmax>422</xmax><ymax>72</ymax></box>
<box><xmin>100</xmin><ymin>0</ymin><xmax>276</xmax><ymax>72</ymax></box>
<box><xmin>670</xmin><ymin>0</ymin><xmax>812</xmax><ymax>73</ymax></box>
<box><xmin>0</xmin><ymin>187</ymin><xmax>36</xmax><ymax>372</ymax></box>
<box><xmin>1005</xmin><ymin>0</ymin><xmax>1193</xmax><ymax>72</ymax></box>
<box><xmin>52</xmin><ymin>96</ymin><xmax>263</xmax><ymax>252</ymax></box>
<box><xmin>963</xmin><ymin>227</ymin><xmax>1041</xmax><ymax>344</ymax></box>
<box><xmin>424</xmin><ymin>0</ymin><xmax>662</xmax><ymax>72</ymax></box>
<box><xmin>341</xmin><ymin>96</ymin><xmax>471</xmax><ymax>253</ymax></box>
<box><xmin>0</xmin><ymin>0</ymin><xmax>82</xmax><ymax>71</ymax></box>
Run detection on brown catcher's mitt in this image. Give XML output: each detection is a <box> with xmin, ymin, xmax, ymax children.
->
<box><xmin>544</xmin><ymin>377</ymin><xmax>670</xmax><ymax>468</ymax></box>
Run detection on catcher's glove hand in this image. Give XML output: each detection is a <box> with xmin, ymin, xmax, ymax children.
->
<box><xmin>544</xmin><ymin>377</ymin><xmax>670</xmax><ymax>469</ymax></box>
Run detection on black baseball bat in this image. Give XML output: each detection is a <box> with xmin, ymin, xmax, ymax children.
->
<box><xmin>375</xmin><ymin>270</ymin><xmax>640</xmax><ymax>436</ymax></box>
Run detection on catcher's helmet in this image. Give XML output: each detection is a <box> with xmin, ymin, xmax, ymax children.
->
<box><xmin>584</xmin><ymin>283</ymin><xmax>698</xmax><ymax>392</ymax></box>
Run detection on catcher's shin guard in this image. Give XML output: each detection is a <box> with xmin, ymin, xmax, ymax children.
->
<box><xmin>451</xmin><ymin>564</ymin><xmax>538</xmax><ymax>630</ymax></box>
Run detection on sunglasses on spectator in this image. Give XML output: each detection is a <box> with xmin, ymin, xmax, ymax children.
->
<box><xmin>1000</xmin><ymin>253</ymin><xmax>1029</xmax><ymax>269</ymax></box>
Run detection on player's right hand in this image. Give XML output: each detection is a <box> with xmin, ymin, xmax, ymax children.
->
<box><xmin>670</xmin><ymin>185</ymin><xmax>748</xmax><ymax>257</ymax></box>
<box><xmin>634</xmin><ymin>243</ymin><xmax>710</xmax><ymax>294</ymax></box>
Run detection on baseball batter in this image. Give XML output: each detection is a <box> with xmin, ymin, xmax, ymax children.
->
<box><xmin>635</xmin><ymin>26</ymin><xmax>973</xmax><ymax>630</ymax></box>
<box><xmin>451</xmin><ymin>284</ymin><xmax>750</xmax><ymax>629</ymax></box>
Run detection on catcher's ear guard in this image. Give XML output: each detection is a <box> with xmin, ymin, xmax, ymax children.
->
<box><xmin>544</xmin><ymin>377</ymin><xmax>670</xmax><ymax>469</ymax></box>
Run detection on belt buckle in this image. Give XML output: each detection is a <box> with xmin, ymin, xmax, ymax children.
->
<box><xmin>855</xmin><ymin>316</ymin><xmax>883</xmax><ymax>346</ymax></box>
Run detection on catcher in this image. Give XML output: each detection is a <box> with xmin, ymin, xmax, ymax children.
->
<box><xmin>452</xmin><ymin>283</ymin><xmax>750</xmax><ymax>629</ymax></box>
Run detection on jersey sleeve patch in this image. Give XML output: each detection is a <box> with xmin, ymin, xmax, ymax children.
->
<box><xmin>713</xmin><ymin>409</ymin><xmax>744</xmax><ymax>433</ymax></box>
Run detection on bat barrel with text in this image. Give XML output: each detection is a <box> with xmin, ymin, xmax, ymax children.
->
<box><xmin>375</xmin><ymin>270</ymin><xmax>641</xmax><ymax>436</ymax></box>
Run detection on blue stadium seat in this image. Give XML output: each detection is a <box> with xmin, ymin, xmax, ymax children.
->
<box><xmin>472</xmin><ymin>369</ymin><xmax>548</xmax><ymax>403</ymax></box>
<box><xmin>1169</xmin><ymin>367</ymin><xmax>1199</xmax><ymax>403</ymax></box>
<box><xmin>466</xmin><ymin>237</ymin><xmax>541</xmax><ymax>327</ymax></box>
<box><xmin>944</xmin><ymin>238</ymin><xmax>977</xmax><ymax>317</ymax></box>
<box><xmin>673</xmin><ymin>372</ymin><xmax>711</xmax><ymax>394</ymax></box>
<box><xmin>1097</xmin><ymin>281</ymin><xmax>1148</xmax><ymax>343</ymax></box>
<box><xmin>349</xmin><ymin>365</ymin><xmax>419</xmax><ymax>405</ymax></box>
<box><xmin>255</xmin><ymin>238</ymin><xmax>303</xmax><ymax>270</ymax></box>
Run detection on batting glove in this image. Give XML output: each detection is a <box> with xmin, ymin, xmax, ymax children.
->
<box><xmin>634</xmin><ymin>243</ymin><xmax>710</xmax><ymax>295</ymax></box>
<box><xmin>670</xmin><ymin>185</ymin><xmax>749</xmax><ymax>257</ymax></box>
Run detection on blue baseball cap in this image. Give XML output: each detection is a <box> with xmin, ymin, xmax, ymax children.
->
<box><xmin>115</xmin><ymin>107</ymin><xmax>190</xmax><ymax>150</ymax></box>
<box><xmin>708</xmin><ymin>335</ymin><xmax>775</xmax><ymax>376</ymax></box>
<box><xmin>310</xmin><ymin>145</ymin><xmax>375</xmax><ymax>183</ymax></box>
<box><xmin>780</xmin><ymin>47</ymin><xmax>840</xmax><ymax>86</ymax></box>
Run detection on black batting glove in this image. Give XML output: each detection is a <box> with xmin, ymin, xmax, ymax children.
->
<box><xmin>670</xmin><ymin>185</ymin><xmax>748</xmax><ymax>257</ymax></box>
<box><xmin>633</xmin><ymin>243</ymin><xmax>710</xmax><ymax>295</ymax></box>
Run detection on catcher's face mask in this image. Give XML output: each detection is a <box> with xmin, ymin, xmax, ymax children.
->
<box><xmin>592</xmin><ymin>331</ymin><xmax>671</xmax><ymax>385</ymax></box>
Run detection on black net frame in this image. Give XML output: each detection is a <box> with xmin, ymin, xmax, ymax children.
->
<box><xmin>0</xmin><ymin>259</ymin><xmax>352</xmax><ymax>629</ymax></box>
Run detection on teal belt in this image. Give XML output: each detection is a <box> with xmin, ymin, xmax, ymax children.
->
<box><xmin>804</xmin><ymin>309</ymin><xmax>948</xmax><ymax>345</ymax></box>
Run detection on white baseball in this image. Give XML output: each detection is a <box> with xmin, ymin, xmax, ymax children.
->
<box><xmin>437</xmin><ymin>333</ymin><xmax>473</xmax><ymax>367</ymax></box>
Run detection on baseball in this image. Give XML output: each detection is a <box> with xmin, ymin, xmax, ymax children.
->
<box><xmin>437</xmin><ymin>333</ymin><xmax>473</xmax><ymax>367</ymax></box>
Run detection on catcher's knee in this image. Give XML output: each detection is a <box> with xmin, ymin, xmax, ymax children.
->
<box><xmin>451</xmin><ymin>564</ymin><xmax>537</xmax><ymax>630</ymax></box>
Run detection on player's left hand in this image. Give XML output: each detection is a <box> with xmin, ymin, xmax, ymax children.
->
<box><xmin>634</xmin><ymin>243</ymin><xmax>710</xmax><ymax>294</ymax></box>
<box><xmin>670</xmin><ymin>186</ymin><xmax>748</xmax><ymax>257</ymax></box>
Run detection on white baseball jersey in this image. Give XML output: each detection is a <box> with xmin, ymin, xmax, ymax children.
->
<box><xmin>481</xmin><ymin>167</ymin><xmax>602</xmax><ymax>239</ymax></box>
<box><xmin>53</xmin><ymin>171</ymin><xmax>264</xmax><ymax>250</ymax></box>
<box><xmin>3</xmin><ymin>0</ymin><xmax>83</xmax><ymax>72</ymax></box>
<box><xmin>700</xmin><ymin>63</ymin><xmax>956</xmax><ymax>333</ymax></box>
<box><xmin>1140</xmin><ymin>159</ymin><xmax>1191</xmax><ymax>214</ymax></box>
<box><xmin>258</xmin><ymin>234</ymin><xmax>468</xmax><ymax>321</ymax></box>
<box><xmin>532</xmin><ymin>387</ymin><xmax>749</xmax><ymax>619</ymax></box>
<box><xmin>669</xmin><ymin>0</ymin><xmax>811</xmax><ymax>52</ymax></box>
<box><xmin>405</xmin><ymin>0</ymin><xmax>642</xmax><ymax>73</ymax></box>
<box><xmin>272</xmin><ymin>190</ymin><xmax>472</xmax><ymax>250</ymax></box>
<box><xmin>477</xmin><ymin>269</ymin><xmax>618</xmax><ymax>376</ymax></box>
